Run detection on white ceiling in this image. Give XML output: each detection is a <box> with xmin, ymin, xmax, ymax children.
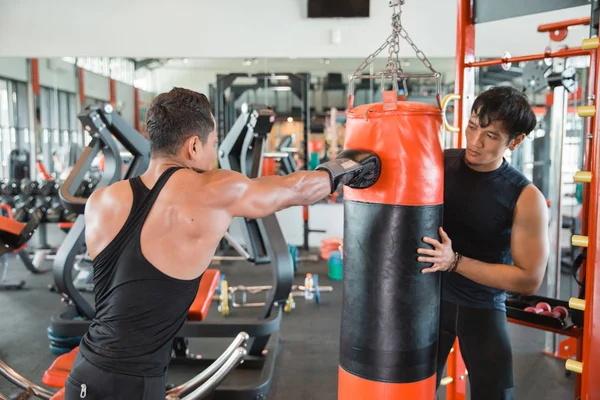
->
<box><xmin>155</xmin><ymin>57</ymin><xmax>458</xmax><ymax>76</ymax></box>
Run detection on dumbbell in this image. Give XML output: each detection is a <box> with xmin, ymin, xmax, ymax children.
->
<box><xmin>62</xmin><ymin>208</ymin><xmax>77</xmax><ymax>223</ymax></box>
<box><xmin>45</xmin><ymin>199</ymin><xmax>65</xmax><ymax>223</ymax></box>
<box><xmin>524</xmin><ymin>302</ymin><xmax>569</xmax><ymax>320</ymax></box>
<box><xmin>73</xmin><ymin>181</ymin><xmax>88</xmax><ymax>197</ymax></box>
<box><xmin>29</xmin><ymin>206</ymin><xmax>45</xmax><ymax>223</ymax></box>
<box><xmin>12</xmin><ymin>197</ymin><xmax>37</xmax><ymax>223</ymax></box>
<box><xmin>39</xmin><ymin>180</ymin><xmax>59</xmax><ymax>197</ymax></box>
<box><xmin>20</xmin><ymin>179</ymin><xmax>40</xmax><ymax>196</ymax></box>
<box><xmin>1</xmin><ymin>180</ymin><xmax>20</xmax><ymax>196</ymax></box>
<box><xmin>34</xmin><ymin>197</ymin><xmax>51</xmax><ymax>223</ymax></box>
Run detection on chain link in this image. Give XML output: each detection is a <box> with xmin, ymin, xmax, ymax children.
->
<box><xmin>352</xmin><ymin>0</ymin><xmax>439</xmax><ymax>92</ymax></box>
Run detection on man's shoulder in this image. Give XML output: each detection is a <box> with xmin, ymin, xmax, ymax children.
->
<box><xmin>86</xmin><ymin>181</ymin><xmax>131</xmax><ymax>215</ymax></box>
<box><xmin>444</xmin><ymin>148</ymin><xmax>465</xmax><ymax>159</ymax></box>
<box><xmin>501</xmin><ymin>162</ymin><xmax>532</xmax><ymax>188</ymax></box>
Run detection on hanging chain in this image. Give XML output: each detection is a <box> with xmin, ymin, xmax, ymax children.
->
<box><xmin>352</xmin><ymin>0</ymin><xmax>440</xmax><ymax>93</ymax></box>
<box><xmin>384</xmin><ymin>5</ymin><xmax>404</xmax><ymax>77</ymax></box>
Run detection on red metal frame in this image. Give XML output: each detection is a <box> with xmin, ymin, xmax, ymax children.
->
<box><xmin>537</xmin><ymin>17</ymin><xmax>590</xmax><ymax>42</ymax></box>
<box><xmin>454</xmin><ymin>0</ymin><xmax>475</xmax><ymax>149</ymax></box>
<box><xmin>466</xmin><ymin>47</ymin><xmax>591</xmax><ymax>68</ymax></box>
<box><xmin>109</xmin><ymin>79</ymin><xmax>117</xmax><ymax>108</ymax></box>
<box><xmin>581</xmin><ymin>40</ymin><xmax>600</xmax><ymax>399</ymax></box>
<box><xmin>452</xmin><ymin>2</ymin><xmax>599</xmax><ymax>400</ymax></box>
<box><xmin>78</xmin><ymin>68</ymin><xmax>85</xmax><ymax>107</ymax></box>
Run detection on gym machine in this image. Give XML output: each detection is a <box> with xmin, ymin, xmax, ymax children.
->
<box><xmin>212</xmin><ymin>73</ymin><xmax>322</xmax><ymax>251</ymax></box>
<box><xmin>49</xmin><ymin>103</ymin><xmax>293</xmax><ymax>400</ymax></box>
<box><xmin>276</xmin><ymin>135</ymin><xmax>298</xmax><ymax>176</ymax></box>
<box><xmin>49</xmin><ymin>103</ymin><xmax>151</xmax><ymax>337</ymax></box>
<box><xmin>218</xmin><ymin>103</ymin><xmax>274</xmax><ymax>264</ymax></box>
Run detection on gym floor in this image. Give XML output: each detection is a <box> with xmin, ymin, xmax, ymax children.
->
<box><xmin>0</xmin><ymin>231</ymin><xmax>579</xmax><ymax>400</ymax></box>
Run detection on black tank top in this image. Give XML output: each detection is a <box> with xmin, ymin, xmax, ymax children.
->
<box><xmin>79</xmin><ymin>167</ymin><xmax>202</xmax><ymax>376</ymax></box>
<box><xmin>441</xmin><ymin>149</ymin><xmax>531</xmax><ymax>311</ymax></box>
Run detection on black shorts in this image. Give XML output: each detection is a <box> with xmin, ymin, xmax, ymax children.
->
<box><xmin>65</xmin><ymin>353</ymin><xmax>166</xmax><ymax>400</ymax></box>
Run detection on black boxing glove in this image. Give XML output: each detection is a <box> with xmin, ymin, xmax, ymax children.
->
<box><xmin>316</xmin><ymin>149</ymin><xmax>381</xmax><ymax>194</ymax></box>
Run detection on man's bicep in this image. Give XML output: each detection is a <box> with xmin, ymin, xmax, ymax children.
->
<box><xmin>226</xmin><ymin>176</ymin><xmax>293</xmax><ymax>219</ymax></box>
<box><xmin>511</xmin><ymin>186</ymin><xmax>550</xmax><ymax>274</ymax></box>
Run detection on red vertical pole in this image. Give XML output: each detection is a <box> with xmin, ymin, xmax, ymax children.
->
<box><xmin>574</xmin><ymin>49</ymin><xmax>596</xmax><ymax>400</ymax></box>
<box><xmin>454</xmin><ymin>0</ymin><xmax>475</xmax><ymax>149</ymax></box>
<box><xmin>109</xmin><ymin>79</ymin><xmax>117</xmax><ymax>108</ymax></box>
<box><xmin>78</xmin><ymin>68</ymin><xmax>86</xmax><ymax>107</ymax></box>
<box><xmin>446</xmin><ymin>339</ymin><xmax>467</xmax><ymax>400</ymax></box>
<box><xmin>447</xmin><ymin>0</ymin><xmax>472</xmax><ymax>398</ymax></box>
<box><xmin>580</xmin><ymin>40</ymin><xmax>600</xmax><ymax>400</ymax></box>
<box><xmin>31</xmin><ymin>59</ymin><xmax>40</xmax><ymax>95</ymax></box>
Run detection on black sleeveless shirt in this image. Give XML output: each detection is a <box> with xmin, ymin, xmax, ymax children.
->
<box><xmin>442</xmin><ymin>149</ymin><xmax>531</xmax><ymax>311</ymax></box>
<box><xmin>79</xmin><ymin>167</ymin><xmax>202</xmax><ymax>376</ymax></box>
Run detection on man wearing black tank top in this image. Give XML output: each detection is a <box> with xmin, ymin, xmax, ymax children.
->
<box><xmin>64</xmin><ymin>87</ymin><xmax>380</xmax><ymax>400</ymax></box>
<box><xmin>417</xmin><ymin>87</ymin><xmax>550</xmax><ymax>399</ymax></box>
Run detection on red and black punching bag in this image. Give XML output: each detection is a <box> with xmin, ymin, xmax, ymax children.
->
<box><xmin>339</xmin><ymin>92</ymin><xmax>444</xmax><ymax>399</ymax></box>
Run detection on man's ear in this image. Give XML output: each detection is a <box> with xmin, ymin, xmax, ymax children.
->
<box><xmin>508</xmin><ymin>133</ymin><xmax>526</xmax><ymax>151</ymax></box>
<box><xmin>186</xmin><ymin>136</ymin><xmax>199</xmax><ymax>158</ymax></box>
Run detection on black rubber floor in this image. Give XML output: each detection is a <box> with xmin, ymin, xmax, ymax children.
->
<box><xmin>0</xmin><ymin>247</ymin><xmax>578</xmax><ymax>400</ymax></box>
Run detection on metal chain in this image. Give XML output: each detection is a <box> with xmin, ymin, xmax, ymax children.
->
<box><xmin>352</xmin><ymin>1</ymin><xmax>439</xmax><ymax>81</ymax></box>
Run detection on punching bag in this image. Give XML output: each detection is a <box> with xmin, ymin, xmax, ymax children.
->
<box><xmin>339</xmin><ymin>92</ymin><xmax>444</xmax><ymax>399</ymax></box>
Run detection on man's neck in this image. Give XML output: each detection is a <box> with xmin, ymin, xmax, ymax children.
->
<box><xmin>145</xmin><ymin>157</ymin><xmax>187</xmax><ymax>176</ymax></box>
<box><xmin>464</xmin><ymin>156</ymin><xmax>504</xmax><ymax>173</ymax></box>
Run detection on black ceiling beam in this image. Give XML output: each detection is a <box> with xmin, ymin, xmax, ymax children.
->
<box><xmin>473</xmin><ymin>0</ymin><xmax>589</xmax><ymax>24</ymax></box>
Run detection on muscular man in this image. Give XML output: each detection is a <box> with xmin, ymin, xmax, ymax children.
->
<box><xmin>417</xmin><ymin>86</ymin><xmax>549</xmax><ymax>399</ymax></box>
<box><xmin>64</xmin><ymin>87</ymin><xmax>380</xmax><ymax>400</ymax></box>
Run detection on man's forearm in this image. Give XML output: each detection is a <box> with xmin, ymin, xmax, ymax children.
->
<box><xmin>286</xmin><ymin>171</ymin><xmax>332</xmax><ymax>206</ymax></box>
<box><xmin>455</xmin><ymin>256</ymin><xmax>541</xmax><ymax>295</ymax></box>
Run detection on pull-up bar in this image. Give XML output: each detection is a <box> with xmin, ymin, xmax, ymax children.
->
<box><xmin>537</xmin><ymin>17</ymin><xmax>590</xmax><ymax>33</ymax></box>
<box><xmin>465</xmin><ymin>46</ymin><xmax>592</xmax><ymax>68</ymax></box>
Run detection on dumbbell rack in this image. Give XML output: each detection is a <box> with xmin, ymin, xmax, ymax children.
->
<box><xmin>448</xmin><ymin>2</ymin><xmax>600</xmax><ymax>399</ymax></box>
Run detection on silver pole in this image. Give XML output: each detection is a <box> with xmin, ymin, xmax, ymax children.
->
<box><xmin>545</xmin><ymin>85</ymin><xmax>567</xmax><ymax>355</ymax></box>
<box><xmin>223</xmin><ymin>232</ymin><xmax>251</xmax><ymax>260</ymax></box>
<box><xmin>167</xmin><ymin>332</ymin><xmax>249</xmax><ymax>398</ymax></box>
<box><xmin>182</xmin><ymin>348</ymin><xmax>248</xmax><ymax>400</ymax></box>
<box><xmin>0</xmin><ymin>360</ymin><xmax>54</xmax><ymax>399</ymax></box>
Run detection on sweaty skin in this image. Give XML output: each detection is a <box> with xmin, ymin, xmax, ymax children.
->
<box><xmin>85</xmin><ymin>129</ymin><xmax>331</xmax><ymax>281</ymax></box>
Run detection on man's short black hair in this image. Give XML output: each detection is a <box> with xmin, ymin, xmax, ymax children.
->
<box><xmin>145</xmin><ymin>87</ymin><xmax>214</xmax><ymax>157</ymax></box>
<box><xmin>471</xmin><ymin>86</ymin><xmax>537</xmax><ymax>141</ymax></box>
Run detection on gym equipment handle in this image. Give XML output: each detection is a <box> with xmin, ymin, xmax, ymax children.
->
<box><xmin>167</xmin><ymin>332</ymin><xmax>249</xmax><ymax>398</ymax></box>
<box><xmin>441</xmin><ymin>94</ymin><xmax>461</xmax><ymax>133</ymax></box>
<box><xmin>565</xmin><ymin>359</ymin><xmax>583</xmax><ymax>374</ymax></box>
<box><xmin>569</xmin><ymin>297</ymin><xmax>586</xmax><ymax>311</ymax></box>
<box><xmin>0</xmin><ymin>359</ymin><xmax>55</xmax><ymax>400</ymax></box>
<box><xmin>181</xmin><ymin>347</ymin><xmax>248</xmax><ymax>400</ymax></box>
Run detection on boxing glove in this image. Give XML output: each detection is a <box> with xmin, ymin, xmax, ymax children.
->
<box><xmin>316</xmin><ymin>149</ymin><xmax>381</xmax><ymax>194</ymax></box>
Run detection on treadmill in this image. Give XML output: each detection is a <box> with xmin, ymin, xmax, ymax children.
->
<box><xmin>50</xmin><ymin>103</ymin><xmax>294</xmax><ymax>400</ymax></box>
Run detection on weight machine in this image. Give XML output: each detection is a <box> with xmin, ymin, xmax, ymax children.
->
<box><xmin>49</xmin><ymin>103</ymin><xmax>151</xmax><ymax>333</ymax></box>
<box><xmin>442</xmin><ymin>1</ymin><xmax>600</xmax><ymax>399</ymax></box>
<box><xmin>212</xmin><ymin>73</ymin><xmax>323</xmax><ymax>250</ymax></box>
